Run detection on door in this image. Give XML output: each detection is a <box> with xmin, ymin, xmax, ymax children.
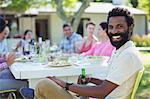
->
<box><xmin>35</xmin><ymin>19</ymin><xmax>49</xmax><ymax>41</ymax></box>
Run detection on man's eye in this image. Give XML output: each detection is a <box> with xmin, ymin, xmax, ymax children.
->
<box><xmin>118</xmin><ymin>25</ymin><xmax>123</xmax><ymax>28</ymax></box>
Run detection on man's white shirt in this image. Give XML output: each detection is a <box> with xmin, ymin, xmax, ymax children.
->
<box><xmin>105</xmin><ymin>41</ymin><xmax>143</xmax><ymax>99</ymax></box>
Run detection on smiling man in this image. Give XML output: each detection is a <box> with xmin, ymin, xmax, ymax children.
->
<box><xmin>20</xmin><ymin>7</ymin><xmax>144</xmax><ymax>99</ymax></box>
<box><xmin>59</xmin><ymin>23</ymin><xmax>82</xmax><ymax>53</ymax></box>
<box><xmin>107</xmin><ymin>9</ymin><xmax>134</xmax><ymax>50</ymax></box>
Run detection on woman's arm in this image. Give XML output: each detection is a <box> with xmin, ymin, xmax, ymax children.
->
<box><xmin>14</xmin><ymin>41</ymin><xmax>22</xmax><ymax>51</ymax></box>
<box><xmin>81</xmin><ymin>43</ymin><xmax>97</xmax><ymax>56</ymax></box>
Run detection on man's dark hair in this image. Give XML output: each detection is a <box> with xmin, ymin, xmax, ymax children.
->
<box><xmin>107</xmin><ymin>7</ymin><xmax>134</xmax><ymax>27</ymax></box>
<box><xmin>0</xmin><ymin>17</ymin><xmax>6</xmax><ymax>33</ymax></box>
<box><xmin>99</xmin><ymin>22</ymin><xmax>108</xmax><ymax>30</ymax></box>
<box><xmin>63</xmin><ymin>23</ymin><xmax>71</xmax><ymax>29</ymax></box>
<box><xmin>86</xmin><ymin>21</ymin><xmax>95</xmax><ymax>28</ymax></box>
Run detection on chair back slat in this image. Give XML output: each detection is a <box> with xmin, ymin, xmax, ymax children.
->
<box><xmin>131</xmin><ymin>68</ymin><xmax>144</xmax><ymax>99</ymax></box>
<box><xmin>0</xmin><ymin>89</ymin><xmax>17</xmax><ymax>99</ymax></box>
<box><xmin>0</xmin><ymin>89</ymin><xmax>17</xmax><ymax>94</ymax></box>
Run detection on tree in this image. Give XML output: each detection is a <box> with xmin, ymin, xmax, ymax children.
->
<box><xmin>52</xmin><ymin>0</ymin><xmax>92</xmax><ymax>31</ymax></box>
<box><xmin>130</xmin><ymin>0</ymin><xmax>138</xmax><ymax>8</ymax></box>
<box><xmin>138</xmin><ymin>0</ymin><xmax>150</xmax><ymax>20</ymax></box>
<box><xmin>0</xmin><ymin>0</ymin><xmax>48</xmax><ymax>12</ymax></box>
<box><xmin>0</xmin><ymin>0</ymin><xmax>92</xmax><ymax>32</ymax></box>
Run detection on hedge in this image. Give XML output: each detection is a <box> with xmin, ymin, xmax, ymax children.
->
<box><xmin>131</xmin><ymin>34</ymin><xmax>150</xmax><ymax>47</ymax></box>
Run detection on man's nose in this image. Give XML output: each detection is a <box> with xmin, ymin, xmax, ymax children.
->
<box><xmin>111</xmin><ymin>28</ymin><xmax>118</xmax><ymax>34</ymax></box>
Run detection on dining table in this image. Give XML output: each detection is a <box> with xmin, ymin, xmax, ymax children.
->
<box><xmin>10</xmin><ymin>56</ymin><xmax>109</xmax><ymax>89</ymax></box>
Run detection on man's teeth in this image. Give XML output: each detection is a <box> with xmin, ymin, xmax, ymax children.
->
<box><xmin>112</xmin><ymin>36</ymin><xmax>120</xmax><ymax>39</ymax></box>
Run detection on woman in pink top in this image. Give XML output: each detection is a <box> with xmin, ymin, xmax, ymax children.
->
<box><xmin>82</xmin><ymin>22</ymin><xmax>115</xmax><ymax>56</ymax></box>
<box><xmin>77</xmin><ymin>21</ymin><xmax>98</xmax><ymax>53</ymax></box>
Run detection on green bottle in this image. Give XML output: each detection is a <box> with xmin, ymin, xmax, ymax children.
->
<box><xmin>81</xmin><ymin>68</ymin><xmax>86</xmax><ymax>85</ymax></box>
<box><xmin>81</xmin><ymin>68</ymin><xmax>86</xmax><ymax>79</ymax></box>
<box><xmin>80</xmin><ymin>68</ymin><xmax>88</xmax><ymax>99</ymax></box>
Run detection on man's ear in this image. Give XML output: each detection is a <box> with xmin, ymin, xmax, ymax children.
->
<box><xmin>129</xmin><ymin>24</ymin><xmax>134</xmax><ymax>33</ymax></box>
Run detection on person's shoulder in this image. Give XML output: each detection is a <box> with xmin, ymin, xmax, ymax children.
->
<box><xmin>60</xmin><ymin>37</ymin><xmax>67</xmax><ymax>43</ymax></box>
<box><xmin>82</xmin><ymin>36</ymin><xmax>88</xmax><ymax>41</ymax></box>
<box><xmin>3</xmin><ymin>39</ymin><xmax>7</xmax><ymax>42</ymax></box>
<box><xmin>73</xmin><ymin>32</ymin><xmax>82</xmax><ymax>39</ymax></box>
<box><xmin>106</xmin><ymin>41</ymin><xmax>115</xmax><ymax>48</ymax></box>
<box><xmin>119</xmin><ymin>45</ymin><xmax>142</xmax><ymax>65</ymax></box>
<box><xmin>0</xmin><ymin>39</ymin><xmax>6</xmax><ymax>43</ymax></box>
<box><xmin>123</xmin><ymin>44</ymin><xmax>138</xmax><ymax>55</ymax></box>
<box><xmin>19</xmin><ymin>39</ymin><xmax>27</xmax><ymax>45</ymax></box>
<box><xmin>62</xmin><ymin>36</ymin><xmax>67</xmax><ymax>40</ymax></box>
<box><xmin>20</xmin><ymin>39</ymin><xmax>25</xmax><ymax>42</ymax></box>
<box><xmin>95</xmin><ymin>42</ymin><xmax>101</xmax><ymax>45</ymax></box>
<box><xmin>73</xmin><ymin>32</ymin><xmax>81</xmax><ymax>36</ymax></box>
<box><xmin>2</xmin><ymin>39</ymin><xmax>7</xmax><ymax>45</ymax></box>
<box><xmin>124</xmin><ymin>48</ymin><xmax>143</xmax><ymax>70</ymax></box>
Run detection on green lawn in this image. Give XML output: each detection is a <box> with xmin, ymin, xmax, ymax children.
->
<box><xmin>136</xmin><ymin>51</ymin><xmax>150</xmax><ymax>99</ymax></box>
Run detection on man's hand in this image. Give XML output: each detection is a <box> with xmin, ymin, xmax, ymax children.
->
<box><xmin>77</xmin><ymin>75</ymin><xmax>91</xmax><ymax>84</ymax></box>
<box><xmin>6</xmin><ymin>52</ymin><xmax>16</xmax><ymax>66</ymax></box>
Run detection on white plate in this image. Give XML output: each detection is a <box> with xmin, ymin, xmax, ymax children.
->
<box><xmin>49</xmin><ymin>64</ymin><xmax>71</xmax><ymax>67</ymax></box>
<box><xmin>47</xmin><ymin>61</ymin><xmax>71</xmax><ymax>67</ymax></box>
<box><xmin>15</xmin><ymin>58</ymin><xmax>28</xmax><ymax>62</ymax></box>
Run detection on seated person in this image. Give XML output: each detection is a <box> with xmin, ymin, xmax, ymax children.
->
<box><xmin>0</xmin><ymin>17</ymin><xmax>27</xmax><ymax>94</ymax></box>
<box><xmin>82</xmin><ymin>22</ymin><xmax>115</xmax><ymax>57</ymax></box>
<box><xmin>77</xmin><ymin>21</ymin><xmax>98</xmax><ymax>53</ymax></box>
<box><xmin>59</xmin><ymin>23</ymin><xmax>82</xmax><ymax>53</ymax></box>
<box><xmin>15</xmin><ymin>29</ymin><xmax>35</xmax><ymax>54</ymax></box>
<box><xmin>0</xmin><ymin>23</ymin><xmax>10</xmax><ymax>54</ymax></box>
<box><xmin>33</xmin><ymin>7</ymin><xmax>144</xmax><ymax>99</ymax></box>
<box><xmin>0</xmin><ymin>53</ymin><xmax>27</xmax><ymax>90</ymax></box>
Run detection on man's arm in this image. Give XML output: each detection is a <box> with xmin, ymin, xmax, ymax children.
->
<box><xmin>49</xmin><ymin>77</ymin><xmax>118</xmax><ymax>98</ymax></box>
<box><xmin>69</xmin><ymin>80</ymin><xmax>118</xmax><ymax>98</ymax></box>
<box><xmin>89</xmin><ymin>77</ymin><xmax>104</xmax><ymax>85</ymax></box>
<box><xmin>77</xmin><ymin>75</ymin><xmax>103</xmax><ymax>85</ymax></box>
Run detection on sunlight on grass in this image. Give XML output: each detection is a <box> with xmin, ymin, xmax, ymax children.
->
<box><xmin>136</xmin><ymin>52</ymin><xmax>150</xmax><ymax>99</ymax></box>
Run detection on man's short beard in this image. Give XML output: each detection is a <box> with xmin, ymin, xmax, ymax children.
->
<box><xmin>107</xmin><ymin>30</ymin><xmax>131</xmax><ymax>49</ymax></box>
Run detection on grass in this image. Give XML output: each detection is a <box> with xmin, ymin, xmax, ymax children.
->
<box><xmin>136</xmin><ymin>51</ymin><xmax>150</xmax><ymax>99</ymax></box>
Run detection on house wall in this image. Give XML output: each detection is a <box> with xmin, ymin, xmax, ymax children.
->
<box><xmin>19</xmin><ymin>17</ymin><xmax>36</xmax><ymax>37</ymax></box>
<box><xmin>50</xmin><ymin>13</ymin><xmax>64</xmax><ymax>44</ymax></box>
<box><xmin>82</xmin><ymin>13</ymin><xmax>107</xmax><ymax>36</ymax></box>
<box><xmin>133</xmin><ymin>15</ymin><xmax>146</xmax><ymax>35</ymax></box>
<box><xmin>49</xmin><ymin>13</ymin><xmax>108</xmax><ymax>44</ymax></box>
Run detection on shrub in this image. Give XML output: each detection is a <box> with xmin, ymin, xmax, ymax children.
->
<box><xmin>131</xmin><ymin>34</ymin><xmax>150</xmax><ymax>47</ymax></box>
